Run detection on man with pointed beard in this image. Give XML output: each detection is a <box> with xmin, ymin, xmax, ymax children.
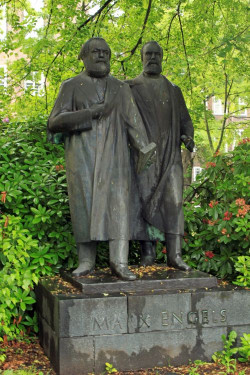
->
<box><xmin>128</xmin><ymin>41</ymin><xmax>194</xmax><ymax>271</ymax></box>
<box><xmin>47</xmin><ymin>37</ymin><xmax>155</xmax><ymax>280</ymax></box>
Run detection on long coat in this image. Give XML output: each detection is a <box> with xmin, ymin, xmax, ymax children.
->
<box><xmin>128</xmin><ymin>74</ymin><xmax>194</xmax><ymax>238</ymax></box>
<box><xmin>48</xmin><ymin>71</ymin><xmax>149</xmax><ymax>243</ymax></box>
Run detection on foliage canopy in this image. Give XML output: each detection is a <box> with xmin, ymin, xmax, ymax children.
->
<box><xmin>1</xmin><ymin>0</ymin><xmax>249</xmax><ymax>155</ymax></box>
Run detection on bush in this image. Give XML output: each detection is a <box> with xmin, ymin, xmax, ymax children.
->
<box><xmin>0</xmin><ymin>117</ymin><xmax>76</xmax><ymax>339</ymax></box>
<box><xmin>1</xmin><ymin>117</ymin><xmax>249</xmax><ymax>339</ymax></box>
<box><xmin>183</xmin><ymin>140</ymin><xmax>250</xmax><ymax>281</ymax></box>
<box><xmin>0</xmin><ymin>216</ymin><xmax>38</xmax><ymax>338</ymax></box>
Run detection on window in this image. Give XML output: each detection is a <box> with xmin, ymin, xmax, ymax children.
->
<box><xmin>24</xmin><ymin>72</ymin><xmax>44</xmax><ymax>95</ymax></box>
<box><xmin>193</xmin><ymin>167</ymin><xmax>203</xmax><ymax>181</ymax></box>
<box><xmin>212</xmin><ymin>97</ymin><xmax>224</xmax><ymax>115</ymax></box>
<box><xmin>238</xmin><ymin>98</ymin><xmax>247</xmax><ymax>117</ymax></box>
<box><xmin>0</xmin><ymin>65</ymin><xmax>7</xmax><ymax>89</ymax></box>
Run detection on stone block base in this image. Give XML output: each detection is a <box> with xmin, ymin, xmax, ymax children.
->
<box><xmin>36</xmin><ymin>268</ymin><xmax>250</xmax><ymax>375</ymax></box>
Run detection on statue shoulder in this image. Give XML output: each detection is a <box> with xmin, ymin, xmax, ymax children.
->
<box><xmin>108</xmin><ymin>75</ymin><xmax>130</xmax><ymax>93</ymax></box>
<box><xmin>125</xmin><ymin>75</ymin><xmax>144</xmax><ymax>88</ymax></box>
<box><xmin>59</xmin><ymin>72</ymin><xmax>85</xmax><ymax>90</ymax></box>
<box><xmin>162</xmin><ymin>75</ymin><xmax>179</xmax><ymax>88</ymax></box>
<box><xmin>162</xmin><ymin>76</ymin><xmax>184</xmax><ymax>97</ymax></box>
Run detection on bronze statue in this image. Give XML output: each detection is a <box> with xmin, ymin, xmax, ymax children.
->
<box><xmin>47</xmin><ymin>37</ymin><xmax>155</xmax><ymax>281</ymax></box>
<box><xmin>128</xmin><ymin>41</ymin><xmax>194</xmax><ymax>271</ymax></box>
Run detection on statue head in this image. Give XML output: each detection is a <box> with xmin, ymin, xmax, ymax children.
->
<box><xmin>141</xmin><ymin>41</ymin><xmax>163</xmax><ymax>76</ymax></box>
<box><xmin>78</xmin><ymin>37</ymin><xmax>111</xmax><ymax>78</ymax></box>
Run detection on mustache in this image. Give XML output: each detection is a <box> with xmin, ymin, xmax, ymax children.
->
<box><xmin>95</xmin><ymin>59</ymin><xmax>108</xmax><ymax>63</ymax></box>
<box><xmin>146</xmin><ymin>61</ymin><xmax>160</xmax><ymax>66</ymax></box>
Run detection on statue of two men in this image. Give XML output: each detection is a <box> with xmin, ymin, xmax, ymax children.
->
<box><xmin>48</xmin><ymin>37</ymin><xmax>194</xmax><ymax>280</ymax></box>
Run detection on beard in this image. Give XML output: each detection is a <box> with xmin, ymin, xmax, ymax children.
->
<box><xmin>85</xmin><ymin>61</ymin><xmax>110</xmax><ymax>78</ymax></box>
<box><xmin>144</xmin><ymin>62</ymin><xmax>162</xmax><ymax>75</ymax></box>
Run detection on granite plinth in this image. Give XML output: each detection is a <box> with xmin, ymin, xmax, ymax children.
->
<box><xmin>61</xmin><ymin>267</ymin><xmax>218</xmax><ymax>293</ymax></box>
<box><xmin>36</xmin><ymin>268</ymin><xmax>250</xmax><ymax>375</ymax></box>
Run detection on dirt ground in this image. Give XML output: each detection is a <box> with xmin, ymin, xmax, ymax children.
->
<box><xmin>0</xmin><ymin>338</ymin><xmax>249</xmax><ymax>374</ymax></box>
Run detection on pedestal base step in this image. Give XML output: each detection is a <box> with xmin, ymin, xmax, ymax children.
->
<box><xmin>36</xmin><ymin>267</ymin><xmax>250</xmax><ymax>375</ymax></box>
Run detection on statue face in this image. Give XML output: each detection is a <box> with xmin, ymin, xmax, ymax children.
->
<box><xmin>83</xmin><ymin>39</ymin><xmax>110</xmax><ymax>78</ymax></box>
<box><xmin>142</xmin><ymin>43</ymin><xmax>162</xmax><ymax>75</ymax></box>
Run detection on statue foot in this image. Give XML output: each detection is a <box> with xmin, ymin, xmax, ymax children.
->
<box><xmin>167</xmin><ymin>256</ymin><xmax>191</xmax><ymax>272</ymax></box>
<box><xmin>140</xmin><ymin>255</ymin><xmax>155</xmax><ymax>267</ymax></box>
<box><xmin>110</xmin><ymin>263</ymin><xmax>136</xmax><ymax>281</ymax></box>
<box><xmin>140</xmin><ymin>241</ymin><xmax>155</xmax><ymax>266</ymax></box>
<box><xmin>72</xmin><ymin>263</ymin><xmax>94</xmax><ymax>277</ymax></box>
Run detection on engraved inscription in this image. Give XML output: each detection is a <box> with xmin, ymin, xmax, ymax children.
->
<box><xmin>113</xmin><ymin>315</ymin><xmax>123</xmax><ymax>329</ymax></box>
<box><xmin>212</xmin><ymin>310</ymin><xmax>218</xmax><ymax>323</ymax></box>
<box><xmin>162</xmin><ymin>312</ymin><xmax>168</xmax><ymax>326</ymax></box>
<box><xmin>160</xmin><ymin>309</ymin><xmax>228</xmax><ymax>327</ymax></box>
<box><xmin>201</xmin><ymin>310</ymin><xmax>209</xmax><ymax>324</ymax></box>
<box><xmin>172</xmin><ymin>312</ymin><xmax>183</xmax><ymax>324</ymax></box>
<box><xmin>139</xmin><ymin>314</ymin><xmax>151</xmax><ymax>328</ymax></box>
<box><xmin>93</xmin><ymin>316</ymin><xmax>109</xmax><ymax>330</ymax></box>
<box><xmin>129</xmin><ymin>313</ymin><xmax>151</xmax><ymax>329</ymax></box>
<box><xmin>187</xmin><ymin>311</ymin><xmax>199</xmax><ymax>325</ymax></box>
<box><xmin>220</xmin><ymin>309</ymin><xmax>227</xmax><ymax>322</ymax></box>
<box><xmin>92</xmin><ymin>314</ymin><xmax>123</xmax><ymax>331</ymax></box>
<box><xmin>129</xmin><ymin>307</ymin><xmax>228</xmax><ymax>332</ymax></box>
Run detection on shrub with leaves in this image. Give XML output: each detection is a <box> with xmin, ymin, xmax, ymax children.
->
<box><xmin>0</xmin><ymin>216</ymin><xmax>38</xmax><ymax>338</ymax></box>
<box><xmin>0</xmin><ymin>117</ymin><xmax>76</xmax><ymax>339</ymax></box>
<box><xmin>212</xmin><ymin>330</ymin><xmax>239</xmax><ymax>374</ymax></box>
<box><xmin>238</xmin><ymin>333</ymin><xmax>250</xmax><ymax>363</ymax></box>
<box><xmin>182</xmin><ymin>140</ymin><xmax>249</xmax><ymax>281</ymax></box>
<box><xmin>233</xmin><ymin>256</ymin><xmax>250</xmax><ymax>287</ymax></box>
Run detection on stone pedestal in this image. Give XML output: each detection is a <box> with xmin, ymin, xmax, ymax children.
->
<box><xmin>36</xmin><ymin>268</ymin><xmax>250</xmax><ymax>375</ymax></box>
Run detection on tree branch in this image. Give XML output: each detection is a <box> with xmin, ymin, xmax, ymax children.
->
<box><xmin>119</xmin><ymin>0</ymin><xmax>152</xmax><ymax>64</ymax></box>
<box><xmin>203</xmin><ymin>99</ymin><xmax>214</xmax><ymax>152</ymax></box>
<box><xmin>77</xmin><ymin>0</ymin><xmax>114</xmax><ymax>30</ymax></box>
<box><xmin>92</xmin><ymin>0</ymin><xmax>118</xmax><ymax>37</ymax></box>
<box><xmin>215</xmin><ymin>74</ymin><xmax>234</xmax><ymax>152</ymax></box>
<box><xmin>203</xmin><ymin>25</ymin><xmax>249</xmax><ymax>56</ymax></box>
<box><xmin>177</xmin><ymin>8</ymin><xmax>192</xmax><ymax>96</ymax></box>
<box><xmin>165</xmin><ymin>7</ymin><xmax>179</xmax><ymax>64</ymax></box>
<box><xmin>184</xmin><ymin>177</ymin><xmax>210</xmax><ymax>202</ymax></box>
<box><xmin>45</xmin><ymin>0</ymin><xmax>54</xmax><ymax>38</ymax></box>
<box><xmin>227</xmin><ymin>106</ymin><xmax>249</xmax><ymax>117</ymax></box>
<box><xmin>43</xmin><ymin>0</ymin><xmax>116</xmax><ymax>111</ymax></box>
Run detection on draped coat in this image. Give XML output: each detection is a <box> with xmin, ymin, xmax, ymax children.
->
<box><xmin>128</xmin><ymin>74</ymin><xmax>194</xmax><ymax>238</ymax></box>
<box><xmin>48</xmin><ymin>71</ymin><xmax>149</xmax><ymax>243</ymax></box>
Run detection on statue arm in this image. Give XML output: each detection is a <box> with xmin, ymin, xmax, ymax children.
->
<box><xmin>121</xmin><ymin>84</ymin><xmax>149</xmax><ymax>151</ymax></box>
<box><xmin>122</xmin><ymin>84</ymin><xmax>156</xmax><ymax>172</ymax></box>
<box><xmin>177</xmin><ymin>87</ymin><xmax>195</xmax><ymax>152</ymax></box>
<box><xmin>48</xmin><ymin>81</ymin><xmax>93</xmax><ymax>133</ymax></box>
<box><xmin>48</xmin><ymin>110</ymin><xmax>93</xmax><ymax>133</ymax></box>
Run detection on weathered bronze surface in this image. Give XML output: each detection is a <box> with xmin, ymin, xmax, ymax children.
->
<box><xmin>127</xmin><ymin>41</ymin><xmax>195</xmax><ymax>271</ymax></box>
<box><xmin>48</xmin><ymin>37</ymin><xmax>155</xmax><ymax>280</ymax></box>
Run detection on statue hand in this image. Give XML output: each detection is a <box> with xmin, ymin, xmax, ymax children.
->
<box><xmin>90</xmin><ymin>103</ymin><xmax>106</xmax><ymax>120</ymax></box>
<box><xmin>181</xmin><ymin>135</ymin><xmax>195</xmax><ymax>152</ymax></box>
<box><xmin>91</xmin><ymin>101</ymin><xmax>113</xmax><ymax>120</ymax></box>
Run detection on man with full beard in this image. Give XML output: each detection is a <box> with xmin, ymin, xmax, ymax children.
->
<box><xmin>128</xmin><ymin>41</ymin><xmax>194</xmax><ymax>271</ymax></box>
<box><xmin>48</xmin><ymin>37</ymin><xmax>155</xmax><ymax>280</ymax></box>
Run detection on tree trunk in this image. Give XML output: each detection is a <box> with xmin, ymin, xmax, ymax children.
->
<box><xmin>182</xmin><ymin>149</ymin><xmax>194</xmax><ymax>190</ymax></box>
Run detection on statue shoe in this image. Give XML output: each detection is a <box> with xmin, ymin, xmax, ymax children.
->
<box><xmin>72</xmin><ymin>262</ymin><xmax>94</xmax><ymax>277</ymax></box>
<box><xmin>140</xmin><ymin>254</ymin><xmax>155</xmax><ymax>267</ymax></box>
<box><xmin>110</xmin><ymin>263</ymin><xmax>136</xmax><ymax>281</ymax></box>
<box><xmin>140</xmin><ymin>241</ymin><xmax>156</xmax><ymax>267</ymax></box>
<box><xmin>167</xmin><ymin>256</ymin><xmax>191</xmax><ymax>272</ymax></box>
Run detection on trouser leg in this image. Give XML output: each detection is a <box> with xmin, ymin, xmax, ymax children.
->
<box><xmin>165</xmin><ymin>234</ymin><xmax>191</xmax><ymax>271</ymax></box>
<box><xmin>140</xmin><ymin>241</ymin><xmax>156</xmax><ymax>266</ymax></box>
<box><xmin>109</xmin><ymin>239</ymin><xmax>136</xmax><ymax>281</ymax></box>
<box><xmin>72</xmin><ymin>241</ymin><xmax>97</xmax><ymax>277</ymax></box>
